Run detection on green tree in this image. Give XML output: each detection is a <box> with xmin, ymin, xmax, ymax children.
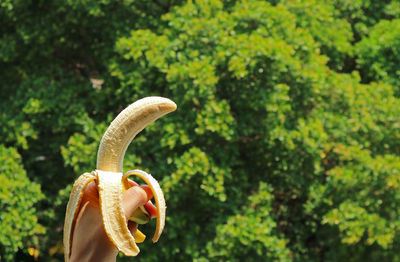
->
<box><xmin>356</xmin><ymin>19</ymin><xmax>400</xmax><ymax>95</ymax></box>
<box><xmin>1</xmin><ymin>0</ymin><xmax>400</xmax><ymax>261</ymax></box>
<box><xmin>0</xmin><ymin>145</ymin><xmax>44</xmax><ymax>261</ymax></box>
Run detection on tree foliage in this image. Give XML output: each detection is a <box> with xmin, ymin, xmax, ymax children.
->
<box><xmin>1</xmin><ymin>0</ymin><xmax>400</xmax><ymax>261</ymax></box>
<box><xmin>0</xmin><ymin>145</ymin><xmax>44</xmax><ymax>261</ymax></box>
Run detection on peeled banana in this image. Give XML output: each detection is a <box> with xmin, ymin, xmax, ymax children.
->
<box><xmin>63</xmin><ymin>97</ymin><xmax>177</xmax><ymax>261</ymax></box>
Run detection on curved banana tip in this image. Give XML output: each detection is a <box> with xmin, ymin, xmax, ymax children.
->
<box><xmin>152</xmin><ymin>96</ymin><xmax>177</xmax><ymax>112</ymax></box>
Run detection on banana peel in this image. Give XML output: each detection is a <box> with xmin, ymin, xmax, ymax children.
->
<box><xmin>63</xmin><ymin>97</ymin><xmax>176</xmax><ymax>261</ymax></box>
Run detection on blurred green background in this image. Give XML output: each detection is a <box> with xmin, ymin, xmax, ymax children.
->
<box><xmin>1</xmin><ymin>0</ymin><xmax>400</xmax><ymax>261</ymax></box>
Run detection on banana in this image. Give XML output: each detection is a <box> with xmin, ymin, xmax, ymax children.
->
<box><xmin>63</xmin><ymin>97</ymin><xmax>177</xmax><ymax>261</ymax></box>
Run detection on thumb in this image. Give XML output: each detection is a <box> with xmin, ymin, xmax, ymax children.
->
<box><xmin>122</xmin><ymin>186</ymin><xmax>148</xmax><ymax>220</ymax></box>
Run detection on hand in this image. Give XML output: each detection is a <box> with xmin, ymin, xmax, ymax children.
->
<box><xmin>69</xmin><ymin>181</ymin><xmax>150</xmax><ymax>262</ymax></box>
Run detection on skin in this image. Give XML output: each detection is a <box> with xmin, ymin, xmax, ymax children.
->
<box><xmin>69</xmin><ymin>181</ymin><xmax>149</xmax><ymax>262</ymax></box>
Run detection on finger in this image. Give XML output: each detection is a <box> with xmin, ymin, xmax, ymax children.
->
<box><xmin>144</xmin><ymin>200</ymin><xmax>157</xmax><ymax>218</ymax></box>
<box><xmin>128</xmin><ymin>221</ymin><xmax>138</xmax><ymax>235</ymax></box>
<box><xmin>122</xmin><ymin>186</ymin><xmax>148</xmax><ymax>220</ymax></box>
<box><xmin>79</xmin><ymin>181</ymin><xmax>99</xmax><ymax>209</ymax></box>
<box><xmin>140</xmin><ymin>185</ymin><xmax>153</xmax><ymax>200</ymax></box>
<box><xmin>127</xmin><ymin>178</ymin><xmax>152</xmax><ymax>200</ymax></box>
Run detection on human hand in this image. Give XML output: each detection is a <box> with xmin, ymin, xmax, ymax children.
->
<box><xmin>69</xmin><ymin>180</ymin><xmax>153</xmax><ymax>262</ymax></box>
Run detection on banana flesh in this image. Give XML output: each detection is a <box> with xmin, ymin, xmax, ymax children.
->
<box><xmin>63</xmin><ymin>97</ymin><xmax>177</xmax><ymax>261</ymax></box>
